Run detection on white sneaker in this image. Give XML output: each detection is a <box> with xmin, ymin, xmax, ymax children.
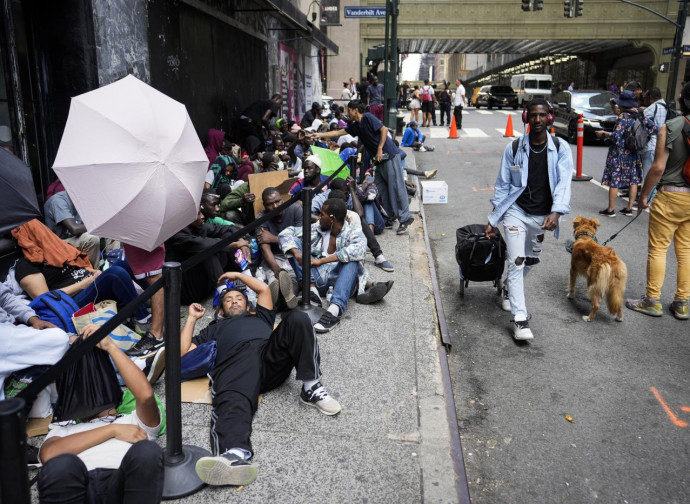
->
<box><xmin>501</xmin><ymin>287</ymin><xmax>511</xmax><ymax>312</ymax></box>
<box><xmin>300</xmin><ymin>382</ymin><xmax>342</xmax><ymax>416</ymax></box>
<box><xmin>419</xmin><ymin>146</ymin><xmax>427</xmax><ymax>152</ymax></box>
<box><xmin>513</xmin><ymin>320</ymin><xmax>534</xmax><ymax>341</ymax></box>
<box><xmin>424</xmin><ymin>169</ymin><xmax>438</xmax><ymax>179</ymax></box>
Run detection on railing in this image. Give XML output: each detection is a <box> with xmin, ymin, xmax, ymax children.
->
<box><xmin>2</xmin><ymin>159</ymin><xmax>348</xmax><ymax>502</ymax></box>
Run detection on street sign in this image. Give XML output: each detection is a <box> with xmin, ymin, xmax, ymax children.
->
<box><xmin>684</xmin><ymin>45</ymin><xmax>690</xmax><ymax>52</ymax></box>
<box><xmin>320</xmin><ymin>0</ymin><xmax>340</xmax><ymax>26</ymax></box>
<box><xmin>344</xmin><ymin>6</ymin><xmax>386</xmax><ymax>18</ymax></box>
<box><xmin>663</xmin><ymin>46</ymin><xmax>677</xmax><ymax>55</ymax></box>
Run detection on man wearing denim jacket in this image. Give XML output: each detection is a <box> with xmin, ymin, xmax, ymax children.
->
<box><xmin>279</xmin><ymin>197</ymin><xmax>391</xmax><ymax>333</ymax></box>
<box><xmin>485</xmin><ymin>99</ymin><xmax>573</xmax><ymax>341</ymax></box>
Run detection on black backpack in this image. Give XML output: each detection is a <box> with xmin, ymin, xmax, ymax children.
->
<box><xmin>654</xmin><ymin>101</ymin><xmax>678</xmax><ymax>122</ymax></box>
<box><xmin>455</xmin><ymin>224</ymin><xmax>506</xmax><ymax>282</ymax></box>
<box><xmin>623</xmin><ymin>111</ymin><xmax>651</xmax><ymax>153</ymax></box>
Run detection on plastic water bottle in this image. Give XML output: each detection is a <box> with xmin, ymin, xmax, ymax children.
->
<box><xmin>255</xmin><ymin>266</ymin><xmax>266</xmax><ymax>283</ymax></box>
<box><xmin>240</xmin><ymin>269</ymin><xmax>257</xmax><ymax>306</ymax></box>
<box><xmin>326</xmin><ymin>286</ymin><xmax>334</xmax><ymax>305</ymax></box>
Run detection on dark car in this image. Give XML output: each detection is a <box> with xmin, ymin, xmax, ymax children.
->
<box><xmin>475</xmin><ymin>85</ymin><xmax>518</xmax><ymax>109</ymax></box>
<box><xmin>552</xmin><ymin>90</ymin><xmax>618</xmax><ymax>144</ymax></box>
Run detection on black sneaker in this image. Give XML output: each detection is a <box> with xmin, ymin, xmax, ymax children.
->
<box><xmin>356</xmin><ymin>283</ymin><xmax>388</xmax><ymax>304</ymax></box>
<box><xmin>143</xmin><ymin>348</ymin><xmax>166</xmax><ymax>385</ymax></box>
<box><xmin>598</xmin><ymin>209</ymin><xmax>616</xmax><ymax>218</ymax></box>
<box><xmin>309</xmin><ymin>289</ymin><xmax>323</xmax><ymax>307</ymax></box>
<box><xmin>396</xmin><ymin>217</ymin><xmax>414</xmax><ymax>235</ymax></box>
<box><xmin>314</xmin><ymin>311</ymin><xmax>340</xmax><ymax>333</ymax></box>
<box><xmin>195</xmin><ymin>452</ymin><xmax>257</xmax><ymax>486</ymax></box>
<box><xmin>126</xmin><ymin>331</ymin><xmax>164</xmax><ymax>357</ymax></box>
<box><xmin>384</xmin><ymin>220</ymin><xmax>394</xmax><ymax>230</ymax></box>
<box><xmin>620</xmin><ymin>208</ymin><xmax>633</xmax><ymax>217</ymax></box>
<box><xmin>26</xmin><ymin>444</ymin><xmax>41</xmax><ymax>468</ymax></box>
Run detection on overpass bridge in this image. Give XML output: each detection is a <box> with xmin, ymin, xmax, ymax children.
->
<box><xmin>356</xmin><ymin>0</ymin><xmax>681</xmax><ymax>94</ymax></box>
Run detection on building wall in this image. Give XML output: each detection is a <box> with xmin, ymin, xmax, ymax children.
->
<box><xmin>92</xmin><ymin>0</ymin><xmax>150</xmax><ymax>86</ymax></box>
<box><xmin>326</xmin><ymin>0</ymin><xmax>361</xmax><ymax>99</ymax></box>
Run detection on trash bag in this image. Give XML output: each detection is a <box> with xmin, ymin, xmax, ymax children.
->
<box><xmin>455</xmin><ymin>224</ymin><xmax>506</xmax><ymax>282</ymax></box>
<box><xmin>53</xmin><ymin>336</ymin><xmax>123</xmax><ymax>422</ymax></box>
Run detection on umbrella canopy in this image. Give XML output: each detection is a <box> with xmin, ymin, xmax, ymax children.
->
<box><xmin>311</xmin><ymin>146</ymin><xmax>350</xmax><ymax>180</ymax></box>
<box><xmin>0</xmin><ymin>148</ymin><xmax>41</xmax><ymax>235</ymax></box>
<box><xmin>53</xmin><ymin>75</ymin><xmax>207</xmax><ymax>251</ymax></box>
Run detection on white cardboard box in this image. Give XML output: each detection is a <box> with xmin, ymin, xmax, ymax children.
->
<box><xmin>421</xmin><ymin>180</ymin><xmax>448</xmax><ymax>204</ymax></box>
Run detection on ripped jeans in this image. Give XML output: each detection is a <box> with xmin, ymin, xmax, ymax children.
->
<box><xmin>502</xmin><ymin>205</ymin><xmax>547</xmax><ymax>322</ymax></box>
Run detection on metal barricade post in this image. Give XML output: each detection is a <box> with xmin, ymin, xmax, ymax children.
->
<box><xmin>0</xmin><ymin>398</ymin><xmax>30</xmax><ymax>504</ymax></box>
<box><xmin>161</xmin><ymin>262</ymin><xmax>211</xmax><ymax>499</ymax></box>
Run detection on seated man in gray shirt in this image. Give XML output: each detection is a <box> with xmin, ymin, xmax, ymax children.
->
<box><xmin>43</xmin><ymin>189</ymin><xmax>102</xmax><ymax>267</ymax></box>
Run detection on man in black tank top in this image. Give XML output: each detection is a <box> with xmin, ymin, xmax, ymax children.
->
<box><xmin>485</xmin><ymin>99</ymin><xmax>573</xmax><ymax>341</ymax></box>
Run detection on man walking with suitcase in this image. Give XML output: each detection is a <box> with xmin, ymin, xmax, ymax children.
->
<box><xmin>485</xmin><ymin>99</ymin><xmax>573</xmax><ymax>340</ymax></box>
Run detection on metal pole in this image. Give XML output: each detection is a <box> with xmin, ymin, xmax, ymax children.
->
<box><xmin>382</xmin><ymin>0</ymin><xmax>390</xmax><ymax>95</ymax></box>
<box><xmin>386</xmin><ymin>0</ymin><xmax>400</xmax><ymax>131</ymax></box>
<box><xmin>298</xmin><ymin>188</ymin><xmax>326</xmax><ymax>323</ymax></box>
<box><xmin>0</xmin><ymin>398</ymin><xmax>30</xmax><ymax>504</ymax></box>
<box><xmin>162</xmin><ymin>262</ymin><xmax>210</xmax><ymax>499</ymax></box>
<box><xmin>669</xmin><ymin>0</ymin><xmax>688</xmax><ymax>105</ymax></box>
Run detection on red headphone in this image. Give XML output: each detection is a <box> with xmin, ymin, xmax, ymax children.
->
<box><xmin>522</xmin><ymin>100</ymin><xmax>555</xmax><ymax>126</ymax></box>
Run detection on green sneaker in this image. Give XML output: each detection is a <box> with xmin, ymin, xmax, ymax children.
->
<box><xmin>670</xmin><ymin>299</ymin><xmax>689</xmax><ymax>320</ymax></box>
<box><xmin>625</xmin><ymin>296</ymin><xmax>663</xmax><ymax>317</ymax></box>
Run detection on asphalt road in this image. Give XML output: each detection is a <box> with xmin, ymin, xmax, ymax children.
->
<box><xmin>412</xmin><ymin>108</ymin><xmax>690</xmax><ymax>504</ymax></box>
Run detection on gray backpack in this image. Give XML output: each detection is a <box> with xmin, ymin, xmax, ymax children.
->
<box><xmin>624</xmin><ymin>112</ymin><xmax>651</xmax><ymax>153</ymax></box>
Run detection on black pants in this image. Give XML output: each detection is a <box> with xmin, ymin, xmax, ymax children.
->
<box><xmin>439</xmin><ymin>103</ymin><xmax>451</xmax><ymax>125</ymax></box>
<box><xmin>208</xmin><ymin>310</ymin><xmax>320</xmax><ymax>456</ymax></box>
<box><xmin>38</xmin><ymin>440</ymin><xmax>163</xmax><ymax>504</ymax></box>
<box><xmin>453</xmin><ymin>105</ymin><xmax>463</xmax><ymax>129</ymax></box>
<box><xmin>180</xmin><ymin>251</ymin><xmax>238</xmax><ymax>305</ymax></box>
<box><xmin>358</xmin><ymin>214</ymin><xmax>383</xmax><ymax>259</ymax></box>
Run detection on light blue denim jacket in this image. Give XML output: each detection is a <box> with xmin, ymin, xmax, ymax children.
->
<box><xmin>488</xmin><ymin>134</ymin><xmax>573</xmax><ymax>238</ymax></box>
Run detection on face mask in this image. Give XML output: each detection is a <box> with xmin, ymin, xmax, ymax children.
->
<box><xmin>277</xmin><ymin>161</ymin><xmax>285</xmax><ymax>171</ymax></box>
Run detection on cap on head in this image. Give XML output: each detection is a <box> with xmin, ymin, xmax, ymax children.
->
<box><xmin>305</xmin><ymin>154</ymin><xmax>322</xmax><ymax>169</ymax></box>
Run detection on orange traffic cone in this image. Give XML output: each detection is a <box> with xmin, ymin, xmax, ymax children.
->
<box><xmin>526</xmin><ymin>124</ymin><xmax>530</xmax><ymax>134</ymax></box>
<box><xmin>448</xmin><ymin>116</ymin><xmax>458</xmax><ymax>139</ymax></box>
<box><xmin>503</xmin><ymin>115</ymin><xmax>514</xmax><ymax>137</ymax></box>
<box><xmin>550</xmin><ymin>126</ymin><xmax>555</xmax><ymax>135</ymax></box>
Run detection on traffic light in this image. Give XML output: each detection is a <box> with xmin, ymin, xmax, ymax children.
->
<box><xmin>575</xmin><ymin>0</ymin><xmax>583</xmax><ymax>17</ymax></box>
<box><xmin>534</xmin><ymin>0</ymin><xmax>543</xmax><ymax>10</ymax></box>
<box><xmin>564</xmin><ymin>0</ymin><xmax>573</xmax><ymax>17</ymax></box>
<box><xmin>522</xmin><ymin>0</ymin><xmax>531</xmax><ymax>12</ymax></box>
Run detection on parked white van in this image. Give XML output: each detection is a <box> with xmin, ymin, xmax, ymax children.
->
<box><xmin>510</xmin><ymin>74</ymin><xmax>552</xmax><ymax>106</ymax></box>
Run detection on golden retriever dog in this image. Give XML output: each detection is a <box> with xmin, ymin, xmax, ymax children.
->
<box><xmin>567</xmin><ymin>216</ymin><xmax>627</xmax><ymax>322</ymax></box>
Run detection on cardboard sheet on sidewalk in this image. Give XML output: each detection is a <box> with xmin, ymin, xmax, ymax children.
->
<box><xmin>248</xmin><ymin>171</ymin><xmax>297</xmax><ymax>216</ymax></box>
<box><xmin>26</xmin><ymin>415</ymin><xmax>52</xmax><ymax>437</ymax></box>
<box><xmin>181</xmin><ymin>378</ymin><xmax>261</xmax><ymax>405</ymax></box>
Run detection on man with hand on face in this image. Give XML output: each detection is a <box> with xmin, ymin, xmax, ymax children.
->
<box><xmin>279</xmin><ymin>198</ymin><xmax>391</xmax><ymax>333</ymax></box>
<box><xmin>311</xmin><ymin>100</ymin><xmax>414</xmax><ymax>235</ymax></box>
<box><xmin>182</xmin><ymin>271</ymin><xmax>341</xmax><ymax>487</ymax></box>
<box><xmin>256</xmin><ymin>187</ymin><xmax>301</xmax><ymax>309</ymax></box>
<box><xmin>485</xmin><ymin>99</ymin><xmax>573</xmax><ymax>341</ymax></box>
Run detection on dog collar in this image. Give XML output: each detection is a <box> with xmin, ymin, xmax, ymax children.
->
<box><xmin>574</xmin><ymin>231</ymin><xmax>599</xmax><ymax>243</ymax></box>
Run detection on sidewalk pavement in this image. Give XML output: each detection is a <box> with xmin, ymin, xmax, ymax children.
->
<box><xmin>27</xmin><ymin>158</ymin><xmax>457</xmax><ymax>503</ymax></box>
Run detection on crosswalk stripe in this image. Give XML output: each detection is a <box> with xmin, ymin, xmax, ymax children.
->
<box><xmin>498</xmin><ymin>110</ymin><xmax>516</xmax><ymax>116</ymax></box>
<box><xmin>495</xmin><ymin>128</ymin><xmax>523</xmax><ymax>136</ymax></box>
<box><xmin>474</xmin><ymin>110</ymin><xmax>493</xmax><ymax>115</ymax></box>
<box><xmin>461</xmin><ymin>128</ymin><xmax>489</xmax><ymax>138</ymax></box>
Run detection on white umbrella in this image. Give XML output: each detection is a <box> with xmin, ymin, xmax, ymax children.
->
<box><xmin>53</xmin><ymin>74</ymin><xmax>207</xmax><ymax>252</ymax></box>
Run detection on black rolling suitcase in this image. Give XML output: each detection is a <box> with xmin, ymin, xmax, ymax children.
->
<box><xmin>455</xmin><ymin>224</ymin><xmax>506</xmax><ymax>297</ymax></box>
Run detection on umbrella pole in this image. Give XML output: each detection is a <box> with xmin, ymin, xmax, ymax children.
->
<box><xmin>162</xmin><ymin>262</ymin><xmax>210</xmax><ymax>499</ymax></box>
<box><xmin>0</xmin><ymin>398</ymin><xmax>31</xmax><ymax>504</ymax></box>
<box><xmin>297</xmin><ymin>188</ymin><xmax>326</xmax><ymax>324</ymax></box>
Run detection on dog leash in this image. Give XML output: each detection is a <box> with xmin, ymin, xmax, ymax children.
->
<box><xmin>600</xmin><ymin>186</ymin><xmax>658</xmax><ymax>247</ymax></box>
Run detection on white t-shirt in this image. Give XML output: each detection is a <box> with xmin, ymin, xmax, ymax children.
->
<box><xmin>41</xmin><ymin>411</ymin><xmax>160</xmax><ymax>471</ymax></box>
<box><xmin>346</xmin><ymin>210</ymin><xmax>361</xmax><ymax>230</ymax></box>
<box><xmin>341</xmin><ymin>88</ymin><xmax>352</xmax><ymax>100</ymax></box>
<box><xmin>454</xmin><ymin>85</ymin><xmax>466</xmax><ymax>107</ymax></box>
